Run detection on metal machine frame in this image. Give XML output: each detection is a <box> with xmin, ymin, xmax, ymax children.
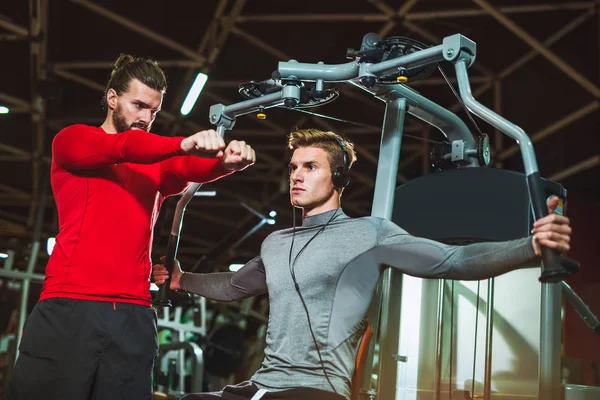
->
<box><xmin>158</xmin><ymin>33</ymin><xmax>581</xmax><ymax>399</ymax></box>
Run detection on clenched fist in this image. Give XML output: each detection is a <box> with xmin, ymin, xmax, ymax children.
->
<box><xmin>531</xmin><ymin>196</ymin><xmax>572</xmax><ymax>256</ymax></box>
<box><xmin>222</xmin><ymin>140</ymin><xmax>256</xmax><ymax>171</ymax></box>
<box><xmin>152</xmin><ymin>257</ymin><xmax>183</xmax><ymax>291</ymax></box>
<box><xmin>180</xmin><ymin>130</ymin><xmax>226</xmax><ymax>157</ymax></box>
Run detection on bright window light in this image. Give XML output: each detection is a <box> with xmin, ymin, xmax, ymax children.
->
<box><xmin>0</xmin><ymin>253</ymin><xmax>8</xmax><ymax>259</ymax></box>
<box><xmin>193</xmin><ymin>190</ymin><xmax>217</xmax><ymax>197</ymax></box>
<box><xmin>229</xmin><ymin>263</ymin><xmax>245</xmax><ymax>272</ymax></box>
<box><xmin>47</xmin><ymin>237</ymin><xmax>56</xmax><ymax>255</ymax></box>
<box><xmin>180</xmin><ymin>72</ymin><xmax>208</xmax><ymax>116</ymax></box>
<box><xmin>269</xmin><ymin>210</ymin><xmax>277</xmax><ymax>218</ymax></box>
<box><xmin>0</xmin><ymin>106</ymin><xmax>9</xmax><ymax>114</ymax></box>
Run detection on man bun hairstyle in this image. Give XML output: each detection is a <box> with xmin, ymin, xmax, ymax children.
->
<box><xmin>102</xmin><ymin>54</ymin><xmax>167</xmax><ymax>109</ymax></box>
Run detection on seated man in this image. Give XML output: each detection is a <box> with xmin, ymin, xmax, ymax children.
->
<box><xmin>153</xmin><ymin>129</ymin><xmax>572</xmax><ymax>400</ymax></box>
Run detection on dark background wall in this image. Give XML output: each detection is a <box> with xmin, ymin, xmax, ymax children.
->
<box><xmin>563</xmin><ymin>193</ymin><xmax>600</xmax><ymax>386</ymax></box>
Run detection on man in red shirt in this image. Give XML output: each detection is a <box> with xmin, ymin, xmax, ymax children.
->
<box><xmin>9</xmin><ymin>54</ymin><xmax>256</xmax><ymax>400</ymax></box>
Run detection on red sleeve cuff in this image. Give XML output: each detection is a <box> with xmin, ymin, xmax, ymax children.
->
<box><xmin>172</xmin><ymin>136</ymin><xmax>186</xmax><ymax>155</ymax></box>
<box><xmin>213</xmin><ymin>157</ymin><xmax>236</xmax><ymax>177</ymax></box>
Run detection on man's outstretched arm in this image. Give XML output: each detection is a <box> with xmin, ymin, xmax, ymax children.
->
<box><xmin>370</xmin><ymin>197</ymin><xmax>571</xmax><ymax>280</ymax></box>
<box><xmin>153</xmin><ymin>256</ymin><xmax>267</xmax><ymax>302</ymax></box>
<box><xmin>372</xmin><ymin>233</ymin><xmax>537</xmax><ymax>280</ymax></box>
<box><xmin>53</xmin><ymin>124</ymin><xmax>186</xmax><ymax>170</ymax></box>
<box><xmin>54</xmin><ymin>126</ymin><xmax>235</xmax><ymax>173</ymax></box>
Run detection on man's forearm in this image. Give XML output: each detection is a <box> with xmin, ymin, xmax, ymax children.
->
<box><xmin>160</xmin><ymin>156</ymin><xmax>233</xmax><ymax>185</ymax></box>
<box><xmin>372</xmin><ymin>234</ymin><xmax>538</xmax><ymax>280</ymax></box>
<box><xmin>179</xmin><ymin>272</ymin><xmax>250</xmax><ymax>302</ymax></box>
<box><xmin>179</xmin><ymin>256</ymin><xmax>268</xmax><ymax>301</ymax></box>
<box><xmin>444</xmin><ymin>236</ymin><xmax>538</xmax><ymax>280</ymax></box>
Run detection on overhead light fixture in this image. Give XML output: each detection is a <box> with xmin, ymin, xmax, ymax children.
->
<box><xmin>0</xmin><ymin>106</ymin><xmax>9</xmax><ymax>114</ymax></box>
<box><xmin>267</xmin><ymin>210</ymin><xmax>277</xmax><ymax>225</ymax></box>
<box><xmin>229</xmin><ymin>263</ymin><xmax>245</xmax><ymax>272</ymax></box>
<box><xmin>47</xmin><ymin>237</ymin><xmax>56</xmax><ymax>255</ymax></box>
<box><xmin>180</xmin><ymin>72</ymin><xmax>208</xmax><ymax>116</ymax></box>
<box><xmin>193</xmin><ymin>190</ymin><xmax>217</xmax><ymax>197</ymax></box>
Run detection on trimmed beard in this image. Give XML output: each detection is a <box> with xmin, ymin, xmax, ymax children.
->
<box><xmin>112</xmin><ymin>104</ymin><xmax>148</xmax><ymax>132</ymax></box>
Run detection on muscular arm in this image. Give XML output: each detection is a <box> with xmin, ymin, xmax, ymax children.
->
<box><xmin>370</xmin><ymin>219</ymin><xmax>538</xmax><ymax>280</ymax></box>
<box><xmin>53</xmin><ymin>124</ymin><xmax>184</xmax><ymax>170</ymax></box>
<box><xmin>159</xmin><ymin>156</ymin><xmax>234</xmax><ymax>196</ymax></box>
<box><xmin>179</xmin><ymin>256</ymin><xmax>267</xmax><ymax>302</ymax></box>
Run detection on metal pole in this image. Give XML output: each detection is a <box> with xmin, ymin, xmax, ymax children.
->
<box><xmin>433</xmin><ymin>279</ymin><xmax>445</xmax><ymax>400</ymax></box>
<box><xmin>561</xmin><ymin>281</ymin><xmax>600</xmax><ymax>334</ymax></box>
<box><xmin>539</xmin><ymin>283</ymin><xmax>562</xmax><ymax>399</ymax></box>
<box><xmin>28</xmin><ymin>0</ymin><xmax>48</xmax><ymax>227</ymax></box>
<box><xmin>2</xmin><ymin>250</ymin><xmax>16</xmax><ymax>271</ymax></box>
<box><xmin>371</xmin><ymin>96</ymin><xmax>405</xmax><ymax>216</ymax></box>
<box><xmin>493</xmin><ymin>80</ymin><xmax>503</xmax><ymax>168</ymax></box>
<box><xmin>218</xmin><ymin>90</ymin><xmax>285</xmax><ymax>117</ymax></box>
<box><xmin>483</xmin><ymin>278</ymin><xmax>495</xmax><ymax>399</ymax></box>
<box><xmin>373</xmin><ymin>95</ymin><xmax>407</xmax><ymax>400</ymax></box>
<box><xmin>15</xmin><ymin>165</ymin><xmax>50</xmax><ymax>358</ymax></box>
<box><xmin>0</xmin><ymin>269</ymin><xmax>45</xmax><ymax>282</ymax></box>
<box><xmin>154</xmin><ymin>182</ymin><xmax>201</xmax><ymax>306</ymax></box>
<box><xmin>455</xmin><ymin>57</ymin><xmax>566</xmax><ymax>399</ymax></box>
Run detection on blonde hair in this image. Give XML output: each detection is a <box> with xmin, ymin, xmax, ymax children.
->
<box><xmin>287</xmin><ymin>129</ymin><xmax>357</xmax><ymax>173</ymax></box>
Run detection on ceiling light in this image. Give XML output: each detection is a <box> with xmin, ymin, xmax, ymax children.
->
<box><xmin>180</xmin><ymin>72</ymin><xmax>208</xmax><ymax>116</ymax></box>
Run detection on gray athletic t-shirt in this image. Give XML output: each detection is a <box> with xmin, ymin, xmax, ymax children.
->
<box><xmin>180</xmin><ymin>209</ymin><xmax>535</xmax><ymax>399</ymax></box>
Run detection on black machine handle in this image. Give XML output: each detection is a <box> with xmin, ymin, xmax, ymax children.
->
<box><xmin>154</xmin><ymin>233</ymin><xmax>180</xmax><ymax>307</ymax></box>
<box><xmin>527</xmin><ymin>172</ymin><xmax>580</xmax><ymax>283</ymax></box>
<box><xmin>153</xmin><ymin>183</ymin><xmax>202</xmax><ymax>307</ymax></box>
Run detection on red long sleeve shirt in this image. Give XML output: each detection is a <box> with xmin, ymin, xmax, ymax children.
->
<box><xmin>40</xmin><ymin>124</ymin><xmax>233</xmax><ymax>306</ymax></box>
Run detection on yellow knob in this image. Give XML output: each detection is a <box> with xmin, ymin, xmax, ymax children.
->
<box><xmin>397</xmin><ymin>76</ymin><xmax>408</xmax><ymax>83</ymax></box>
<box><xmin>256</xmin><ymin>112</ymin><xmax>267</xmax><ymax>120</ymax></box>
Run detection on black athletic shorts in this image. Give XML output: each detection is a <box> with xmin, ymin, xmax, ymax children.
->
<box><xmin>9</xmin><ymin>298</ymin><xmax>158</xmax><ymax>400</ymax></box>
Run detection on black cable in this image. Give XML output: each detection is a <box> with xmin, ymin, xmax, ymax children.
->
<box><xmin>286</xmin><ymin>107</ymin><xmax>447</xmax><ymax>145</ymax></box>
<box><xmin>288</xmin><ymin>207</ymin><xmax>341</xmax><ymax>394</ymax></box>
<box><xmin>437</xmin><ymin>65</ymin><xmax>485</xmax><ymax>138</ymax></box>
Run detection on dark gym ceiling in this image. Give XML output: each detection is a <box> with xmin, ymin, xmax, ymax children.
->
<box><xmin>0</xmin><ymin>0</ymin><xmax>598</xmax><ymax>272</ymax></box>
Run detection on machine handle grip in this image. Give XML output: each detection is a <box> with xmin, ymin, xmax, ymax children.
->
<box><xmin>154</xmin><ymin>234</ymin><xmax>179</xmax><ymax>307</ymax></box>
<box><xmin>527</xmin><ymin>172</ymin><xmax>579</xmax><ymax>283</ymax></box>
